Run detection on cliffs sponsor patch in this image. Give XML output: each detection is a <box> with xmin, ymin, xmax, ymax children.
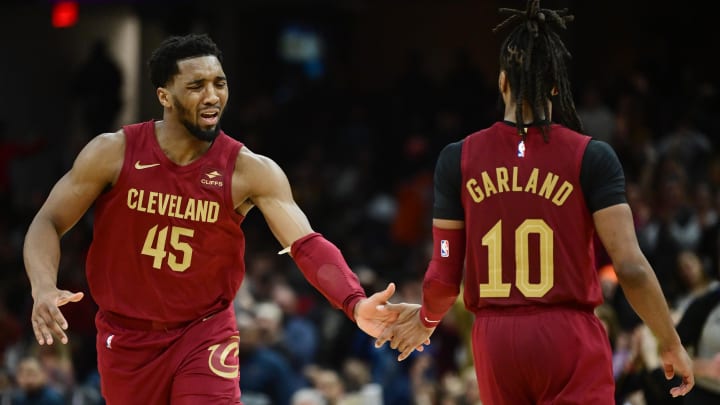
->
<box><xmin>201</xmin><ymin>167</ymin><xmax>224</xmax><ymax>188</ymax></box>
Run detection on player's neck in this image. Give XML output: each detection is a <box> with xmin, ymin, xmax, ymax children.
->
<box><xmin>153</xmin><ymin>120</ymin><xmax>213</xmax><ymax>166</ymax></box>
<box><xmin>503</xmin><ymin>103</ymin><xmax>552</xmax><ymax>125</ymax></box>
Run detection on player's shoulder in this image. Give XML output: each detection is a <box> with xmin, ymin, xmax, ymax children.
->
<box><xmin>584</xmin><ymin>138</ymin><xmax>618</xmax><ymax>160</ymax></box>
<box><xmin>70</xmin><ymin>129</ymin><xmax>125</xmax><ymax>182</ymax></box>
<box><xmin>234</xmin><ymin>145</ymin><xmax>283</xmax><ymax>176</ymax></box>
<box><xmin>550</xmin><ymin>123</ymin><xmax>589</xmax><ymax>138</ymax></box>
<box><xmin>81</xmin><ymin>129</ymin><xmax>126</xmax><ymax>158</ymax></box>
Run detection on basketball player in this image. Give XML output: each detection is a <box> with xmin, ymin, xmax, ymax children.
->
<box><xmin>24</xmin><ymin>33</ymin><xmax>419</xmax><ymax>404</ymax></box>
<box><xmin>376</xmin><ymin>1</ymin><xmax>694</xmax><ymax>403</ymax></box>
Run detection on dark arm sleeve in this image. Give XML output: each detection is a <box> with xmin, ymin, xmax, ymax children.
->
<box><xmin>580</xmin><ymin>140</ymin><xmax>627</xmax><ymax>213</ymax></box>
<box><xmin>432</xmin><ymin>140</ymin><xmax>464</xmax><ymax>220</ymax></box>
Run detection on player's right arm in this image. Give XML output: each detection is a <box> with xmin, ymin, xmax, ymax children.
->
<box><xmin>23</xmin><ymin>131</ymin><xmax>124</xmax><ymax>345</ymax></box>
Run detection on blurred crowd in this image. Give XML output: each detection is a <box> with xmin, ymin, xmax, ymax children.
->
<box><xmin>1</xmin><ymin>42</ymin><xmax>719</xmax><ymax>405</ymax></box>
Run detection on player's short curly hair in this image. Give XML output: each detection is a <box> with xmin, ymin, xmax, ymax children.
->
<box><xmin>148</xmin><ymin>33</ymin><xmax>223</xmax><ymax>88</ymax></box>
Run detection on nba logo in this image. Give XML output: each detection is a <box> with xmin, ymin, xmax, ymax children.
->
<box><xmin>440</xmin><ymin>240</ymin><xmax>449</xmax><ymax>257</ymax></box>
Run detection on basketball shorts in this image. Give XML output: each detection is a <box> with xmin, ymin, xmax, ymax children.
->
<box><xmin>95</xmin><ymin>305</ymin><xmax>241</xmax><ymax>405</ymax></box>
<box><xmin>471</xmin><ymin>307</ymin><xmax>614</xmax><ymax>405</ymax></box>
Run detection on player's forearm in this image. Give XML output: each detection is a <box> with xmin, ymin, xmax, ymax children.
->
<box><xmin>291</xmin><ymin>232</ymin><xmax>366</xmax><ymax>321</ymax></box>
<box><xmin>23</xmin><ymin>215</ymin><xmax>62</xmax><ymax>295</ymax></box>
<box><xmin>420</xmin><ymin>277</ymin><xmax>460</xmax><ymax>327</ymax></box>
<box><xmin>419</xmin><ymin>225</ymin><xmax>465</xmax><ymax>327</ymax></box>
<box><xmin>615</xmin><ymin>261</ymin><xmax>682</xmax><ymax>347</ymax></box>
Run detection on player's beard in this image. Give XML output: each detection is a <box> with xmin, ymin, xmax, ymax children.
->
<box><xmin>174</xmin><ymin>100</ymin><xmax>222</xmax><ymax>142</ymax></box>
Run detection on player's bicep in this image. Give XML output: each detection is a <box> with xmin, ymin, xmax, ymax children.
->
<box><xmin>592</xmin><ymin>203</ymin><xmax>643</xmax><ymax>264</ymax></box>
<box><xmin>38</xmin><ymin>133</ymin><xmax>122</xmax><ymax>235</ymax></box>
<box><xmin>249</xmin><ymin>155</ymin><xmax>313</xmax><ymax>247</ymax></box>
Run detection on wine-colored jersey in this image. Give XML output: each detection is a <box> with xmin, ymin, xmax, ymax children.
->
<box><xmin>460</xmin><ymin>122</ymin><xmax>601</xmax><ymax>312</ymax></box>
<box><xmin>86</xmin><ymin>120</ymin><xmax>245</xmax><ymax>323</ymax></box>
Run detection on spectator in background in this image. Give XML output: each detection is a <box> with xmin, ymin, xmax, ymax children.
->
<box><xmin>674</xmin><ymin>250</ymin><xmax>718</xmax><ymax>318</ymax></box>
<box><xmin>238</xmin><ymin>309</ymin><xmax>302</xmax><ymax>405</ymax></box>
<box><xmin>291</xmin><ymin>388</ymin><xmax>326</xmax><ymax>405</ymax></box>
<box><xmin>271</xmin><ymin>282</ymin><xmax>320</xmax><ymax>373</ymax></box>
<box><xmin>0</xmin><ymin>121</ymin><xmax>46</xmax><ymax>213</ymax></box>
<box><xmin>577</xmin><ymin>82</ymin><xmax>616</xmax><ymax>144</ymax></box>
<box><xmin>697</xmin><ymin>182</ymin><xmax>720</xmax><ymax>273</ymax></box>
<box><xmin>9</xmin><ymin>356</ymin><xmax>64</xmax><ymax>405</ymax></box>
<box><xmin>611</xmin><ymin>92</ymin><xmax>657</xmax><ymax>190</ymax></box>
<box><xmin>71</xmin><ymin>40</ymin><xmax>123</xmax><ymax>136</ymax></box>
<box><xmin>0</xmin><ymin>367</ymin><xmax>12</xmax><ymax>402</ymax></box>
<box><xmin>656</xmin><ymin>111</ymin><xmax>713</xmax><ymax>182</ymax></box>
<box><xmin>676</xmin><ymin>281</ymin><xmax>720</xmax><ymax>404</ymax></box>
<box><xmin>0</xmin><ymin>300</ymin><xmax>22</xmax><ymax>369</ymax></box>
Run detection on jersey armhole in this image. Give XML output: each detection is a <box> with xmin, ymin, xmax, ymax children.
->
<box><xmin>223</xmin><ymin>141</ymin><xmax>245</xmax><ymax>222</ymax></box>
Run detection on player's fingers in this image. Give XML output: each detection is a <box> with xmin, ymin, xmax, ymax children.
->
<box><xmin>389</xmin><ymin>336</ymin><xmax>401</xmax><ymax>350</ymax></box>
<box><xmin>44</xmin><ymin>307</ymin><xmax>69</xmax><ymax>344</ymax></box>
<box><xmin>31</xmin><ymin>318</ymin><xmax>46</xmax><ymax>345</ymax></box>
<box><xmin>49</xmin><ymin>306</ymin><xmax>69</xmax><ymax>330</ymax></box>
<box><xmin>378</xmin><ymin>302</ymin><xmax>405</xmax><ymax>314</ymax></box>
<box><xmin>670</xmin><ymin>378</ymin><xmax>693</xmax><ymax>398</ymax></box>
<box><xmin>663</xmin><ymin>364</ymin><xmax>674</xmax><ymax>380</ymax></box>
<box><xmin>57</xmin><ymin>291</ymin><xmax>84</xmax><ymax>306</ymax></box>
<box><xmin>375</xmin><ymin>283</ymin><xmax>395</xmax><ymax>303</ymax></box>
<box><xmin>375</xmin><ymin>328</ymin><xmax>393</xmax><ymax>348</ymax></box>
<box><xmin>32</xmin><ymin>317</ymin><xmax>54</xmax><ymax>345</ymax></box>
<box><xmin>398</xmin><ymin>346</ymin><xmax>416</xmax><ymax>362</ymax></box>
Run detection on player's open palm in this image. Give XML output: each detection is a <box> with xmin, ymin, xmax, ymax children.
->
<box><xmin>31</xmin><ymin>287</ymin><xmax>84</xmax><ymax>345</ymax></box>
<box><xmin>355</xmin><ymin>282</ymin><xmax>420</xmax><ymax>339</ymax></box>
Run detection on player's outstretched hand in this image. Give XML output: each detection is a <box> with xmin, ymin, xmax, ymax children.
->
<box><xmin>660</xmin><ymin>342</ymin><xmax>695</xmax><ymax>397</ymax></box>
<box><xmin>354</xmin><ymin>283</ymin><xmax>417</xmax><ymax>338</ymax></box>
<box><xmin>31</xmin><ymin>288</ymin><xmax>84</xmax><ymax>345</ymax></box>
<box><xmin>374</xmin><ymin>303</ymin><xmax>433</xmax><ymax>361</ymax></box>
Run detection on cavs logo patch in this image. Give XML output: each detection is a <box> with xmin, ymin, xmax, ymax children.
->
<box><xmin>207</xmin><ymin>335</ymin><xmax>239</xmax><ymax>379</ymax></box>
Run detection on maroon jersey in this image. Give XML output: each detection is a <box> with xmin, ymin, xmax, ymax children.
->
<box><xmin>460</xmin><ymin>122</ymin><xmax>601</xmax><ymax>311</ymax></box>
<box><xmin>86</xmin><ymin>120</ymin><xmax>246</xmax><ymax>322</ymax></box>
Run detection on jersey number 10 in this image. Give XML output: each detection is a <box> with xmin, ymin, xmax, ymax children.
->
<box><xmin>480</xmin><ymin>219</ymin><xmax>554</xmax><ymax>298</ymax></box>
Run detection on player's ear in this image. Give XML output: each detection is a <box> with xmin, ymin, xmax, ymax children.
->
<box><xmin>157</xmin><ymin>87</ymin><xmax>172</xmax><ymax>108</ymax></box>
<box><xmin>498</xmin><ymin>70</ymin><xmax>507</xmax><ymax>93</ymax></box>
<box><xmin>550</xmin><ymin>85</ymin><xmax>559</xmax><ymax>96</ymax></box>
<box><xmin>498</xmin><ymin>70</ymin><xmax>511</xmax><ymax>98</ymax></box>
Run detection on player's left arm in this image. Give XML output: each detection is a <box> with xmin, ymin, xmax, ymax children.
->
<box><xmin>237</xmin><ymin>148</ymin><xmax>413</xmax><ymax>337</ymax></box>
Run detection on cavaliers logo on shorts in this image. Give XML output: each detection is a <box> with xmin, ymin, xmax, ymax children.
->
<box><xmin>207</xmin><ymin>335</ymin><xmax>239</xmax><ymax>379</ymax></box>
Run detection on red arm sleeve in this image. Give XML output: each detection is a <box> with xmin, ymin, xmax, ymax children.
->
<box><xmin>419</xmin><ymin>226</ymin><xmax>465</xmax><ymax>328</ymax></box>
<box><xmin>291</xmin><ymin>232</ymin><xmax>367</xmax><ymax>321</ymax></box>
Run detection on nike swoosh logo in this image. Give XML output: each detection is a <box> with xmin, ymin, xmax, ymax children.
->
<box><xmin>134</xmin><ymin>161</ymin><xmax>161</xmax><ymax>170</ymax></box>
<box><xmin>424</xmin><ymin>317</ymin><xmax>440</xmax><ymax>324</ymax></box>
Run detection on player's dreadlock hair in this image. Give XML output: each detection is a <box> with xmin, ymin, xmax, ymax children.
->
<box><xmin>493</xmin><ymin>0</ymin><xmax>583</xmax><ymax>141</ymax></box>
<box><xmin>148</xmin><ymin>33</ymin><xmax>223</xmax><ymax>88</ymax></box>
